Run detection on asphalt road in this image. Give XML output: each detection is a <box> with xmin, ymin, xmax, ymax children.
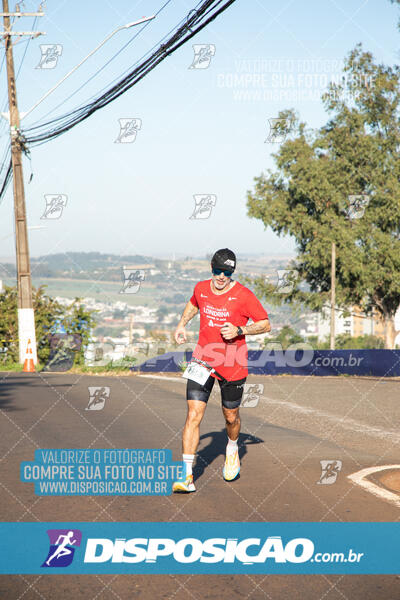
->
<box><xmin>0</xmin><ymin>371</ymin><xmax>399</xmax><ymax>599</ymax></box>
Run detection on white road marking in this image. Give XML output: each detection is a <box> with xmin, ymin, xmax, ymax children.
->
<box><xmin>259</xmin><ymin>395</ymin><xmax>400</xmax><ymax>442</ymax></box>
<box><xmin>136</xmin><ymin>374</ymin><xmax>184</xmax><ymax>382</ymax></box>
<box><xmin>137</xmin><ymin>375</ymin><xmax>400</xmax><ymax>507</ymax></box>
<box><xmin>136</xmin><ymin>381</ymin><xmax>400</xmax><ymax>441</ymax></box>
<box><xmin>348</xmin><ymin>465</ymin><xmax>400</xmax><ymax>508</ymax></box>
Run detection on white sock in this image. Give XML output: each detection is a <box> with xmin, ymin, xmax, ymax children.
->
<box><xmin>182</xmin><ymin>453</ymin><xmax>195</xmax><ymax>477</ymax></box>
<box><xmin>226</xmin><ymin>437</ymin><xmax>238</xmax><ymax>455</ymax></box>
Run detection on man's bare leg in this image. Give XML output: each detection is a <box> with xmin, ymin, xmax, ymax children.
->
<box><xmin>222</xmin><ymin>406</ymin><xmax>241</xmax><ymax>481</ymax></box>
<box><xmin>173</xmin><ymin>400</ymin><xmax>207</xmax><ymax>492</ymax></box>
<box><xmin>182</xmin><ymin>399</ymin><xmax>207</xmax><ymax>454</ymax></box>
<box><xmin>222</xmin><ymin>406</ymin><xmax>240</xmax><ymax>441</ymax></box>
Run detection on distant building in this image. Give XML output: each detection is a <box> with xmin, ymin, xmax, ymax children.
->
<box><xmin>246</xmin><ymin>333</ymin><xmax>269</xmax><ymax>349</ymax></box>
<box><xmin>130</xmin><ymin>328</ymin><xmax>146</xmax><ymax>337</ymax></box>
<box><xmin>317</xmin><ymin>304</ymin><xmax>400</xmax><ymax>344</ymax></box>
<box><xmin>299</xmin><ymin>313</ymin><xmax>318</xmax><ymax>338</ymax></box>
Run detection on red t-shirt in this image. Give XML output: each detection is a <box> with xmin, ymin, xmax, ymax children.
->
<box><xmin>189</xmin><ymin>279</ymin><xmax>269</xmax><ymax>381</ymax></box>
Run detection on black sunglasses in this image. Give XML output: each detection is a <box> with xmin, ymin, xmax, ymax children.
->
<box><xmin>212</xmin><ymin>268</ymin><xmax>233</xmax><ymax>277</ymax></box>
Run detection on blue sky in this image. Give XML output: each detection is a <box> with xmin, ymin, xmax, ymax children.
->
<box><xmin>0</xmin><ymin>0</ymin><xmax>398</xmax><ymax>260</ymax></box>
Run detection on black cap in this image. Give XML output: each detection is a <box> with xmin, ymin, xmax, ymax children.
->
<box><xmin>211</xmin><ymin>248</ymin><xmax>236</xmax><ymax>272</ymax></box>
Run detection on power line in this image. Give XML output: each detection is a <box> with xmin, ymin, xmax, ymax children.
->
<box><xmin>0</xmin><ymin>141</ymin><xmax>10</xmax><ymax>174</ymax></box>
<box><xmin>0</xmin><ymin>15</ymin><xmax>37</xmax><ymax>202</ymax></box>
<box><xmin>0</xmin><ymin>12</ymin><xmax>15</xmax><ymax>139</ymax></box>
<box><xmin>0</xmin><ymin>42</ymin><xmax>5</xmax><ymax>76</ymax></box>
<box><xmin>26</xmin><ymin>0</ymin><xmax>175</xmax><ymax>128</ymax></box>
<box><xmin>0</xmin><ymin>0</ymin><xmax>237</xmax><ymax>200</ymax></box>
<box><xmin>0</xmin><ymin>12</ymin><xmax>36</xmax><ymax>145</ymax></box>
<box><xmin>27</xmin><ymin>0</ymin><xmax>227</xmax><ymax>129</ymax></box>
<box><xmin>15</xmin><ymin>15</ymin><xmax>38</xmax><ymax>80</ymax></box>
<box><xmin>22</xmin><ymin>0</ymin><xmax>237</xmax><ymax>146</ymax></box>
<box><xmin>0</xmin><ymin>156</ymin><xmax>11</xmax><ymax>200</ymax></box>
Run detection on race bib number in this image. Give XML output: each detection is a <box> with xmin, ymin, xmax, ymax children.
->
<box><xmin>182</xmin><ymin>361</ymin><xmax>212</xmax><ymax>385</ymax></box>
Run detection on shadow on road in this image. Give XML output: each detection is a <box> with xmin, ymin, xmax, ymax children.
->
<box><xmin>0</xmin><ymin>373</ymin><xmax>75</xmax><ymax>412</ymax></box>
<box><xmin>0</xmin><ymin>374</ymin><xmax>27</xmax><ymax>412</ymax></box>
<box><xmin>194</xmin><ymin>429</ymin><xmax>263</xmax><ymax>479</ymax></box>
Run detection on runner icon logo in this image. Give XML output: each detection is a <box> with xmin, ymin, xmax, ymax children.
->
<box><xmin>189</xmin><ymin>194</ymin><xmax>217</xmax><ymax>220</ymax></box>
<box><xmin>346</xmin><ymin>195</ymin><xmax>369</xmax><ymax>220</ymax></box>
<box><xmin>42</xmin><ymin>529</ymin><xmax>82</xmax><ymax>568</ymax></box>
<box><xmin>120</xmin><ymin>268</ymin><xmax>145</xmax><ymax>294</ymax></box>
<box><xmin>115</xmin><ymin>118</ymin><xmax>142</xmax><ymax>143</ymax></box>
<box><xmin>86</xmin><ymin>386</ymin><xmax>110</xmax><ymax>411</ymax></box>
<box><xmin>41</xmin><ymin>194</ymin><xmax>67</xmax><ymax>220</ymax></box>
<box><xmin>189</xmin><ymin>44</ymin><xmax>216</xmax><ymax>69</ymax></box>
<box><xmin>36</xmin><ymin>44</ymin><xmax>63</xmax><ymax>69</ymax></box>
<box><xmin>275</xmin><ymin>270</ymin><xmax>299</xmax><ymax>294</ymax></box>
<box><xmin>317</xmin><ymin>460</ymin><xmax>342</xmax><ymax>485</ymax></box>
<box><xmin>242</xmin><ymin>383</ymin><xmax>264</xmax><ymax>408</ymax></box>
<box><xmin>265</xmin><ymin>118</ymin><xmax>291</xmax><ymax>143</ymax></box>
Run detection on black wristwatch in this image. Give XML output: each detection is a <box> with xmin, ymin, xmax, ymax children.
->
<box><xmin>236</xmin><ymin>326</ymin><xmax>244</xmax><ymax>336</ymax></box>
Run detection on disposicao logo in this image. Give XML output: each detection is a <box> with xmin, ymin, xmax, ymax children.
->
<box><xmin>83</xmin><ymin>536</ymin><xmax>314</xmax><ymax>564</ymax></box>
<box><xmin>42</xmin><ymin>529</ymin><xmax>82</xmax><ymax>567</ymax></box>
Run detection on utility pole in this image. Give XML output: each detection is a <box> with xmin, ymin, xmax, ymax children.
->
<box><xmin>1</xmin><ymin>0</ymin><xmax>44</xmax><ymax>364</ymax></box>
<box><xmin>330</xmin><ymin>241</ymin><xmax>336</xmax><ymax>350</ymax></box>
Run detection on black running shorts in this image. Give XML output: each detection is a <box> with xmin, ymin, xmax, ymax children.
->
<box><xmin>186</xmin><ymin>375</ymin><xmax>246</xmax><ymax>409</ymax></box>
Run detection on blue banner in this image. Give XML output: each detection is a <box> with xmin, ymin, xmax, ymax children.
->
<box><xmin>1</xmin><ymin>522</ymin><xmax>399</xmax><ymax>574</ymax></box>
<box><xmin>20</xmin><ymin>449</ymin><xmax>183</xmax><ymax>496</ymax></box>
<box><xmin>131</xmin><ymin>350</ymin><xmax>400</xmax><ymax>377</ymax></box>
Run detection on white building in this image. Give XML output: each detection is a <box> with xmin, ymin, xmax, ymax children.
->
<box><xmin>317</xmin><ymin>306</ymin><xmax>354</xmax><ymax>341</ymax></box>
<box><xmin>299</xmin><ymin>313</ymin><xmax>318</xmax><ymax>338</ymax></box>
<box><xmin>317</xmin><ymin>304</ymin><xmax>400</xmax><ymax>345</ymax></box>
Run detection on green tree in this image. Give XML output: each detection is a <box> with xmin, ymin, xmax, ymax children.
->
<box><xmin>0</xmin><ymin>285</ymin><xmax>95</xmax><ymax>366</ymax></box>
<box><xmin>307</xmin><ymin>336</ymin><xmax>328</xmax><ymax>350</ymax></box>
<box><xmin>334</xmin><ymin>334</ymin><xmax>385</xmax><ymax>349</ymax></box>
<box><xmin>389</xmin><ymin>1</ymin><xmax>400</xmax><ymax>30</ymax></box>
<box><xmin>61</xmin><ymin>297</ymin><xmax>97</xmax><ymax>366</ymax></box>
<box><xmin>307</xmin><ymin>334</ymin><xmax>385</xmax><ymax>349</ymax></box>
<box><xmin>264</xmin><ymin>325</ymin><xmax>304</xmax><ymax>350</ymax></box>
<box><xmin>149</xmin><ymin>331</ymin><xmax>168</xmax><ymax>342</ymax></box>
<box><xmin>0</xmin><ymin>285</ymin><xmax>64</xmax><ymax>363</ymax></box>
<box><xmin>247</xmin><ymin>45</ymin><xmax>400</xmax><ymax>348</ymax></box>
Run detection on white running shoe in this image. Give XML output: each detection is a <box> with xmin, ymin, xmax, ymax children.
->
<box><xmin>172</xmin><ymin>474</ymin><xmax>196</xmax><ymax>493</ymax></box>
<box><xmin>223</xmin><ymin>450</ymin><xmax>240</xmax><ymax>481</ymax></box>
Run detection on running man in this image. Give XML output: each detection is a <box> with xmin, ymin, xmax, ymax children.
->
<box><xmin>45</xmin><ymin>531</ymin><xmax>77</xmax><ymax>566</ymax></box>
<box><xmin>172</xmin><ymin>248</ymin><xmax>270</xmax><ymax>492</ymax></box>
